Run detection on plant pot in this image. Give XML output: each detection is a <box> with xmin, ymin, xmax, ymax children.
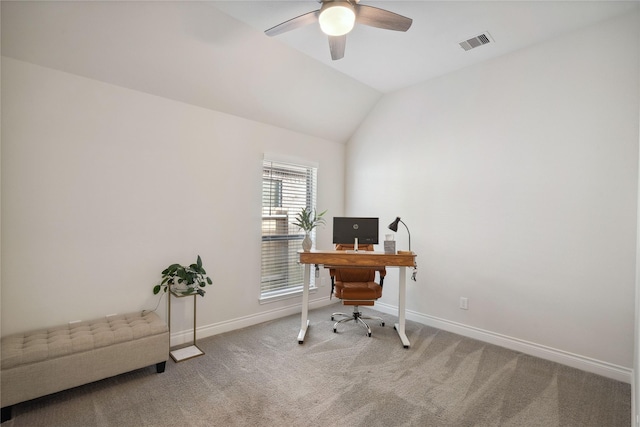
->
<box><xmin>302</xmin><ymin>233</ymin><xmax>312</xmax><ymax>252</ymax></box>
<box><xmin>171</xmin><ymin>282</ymin><xmax>191</xmax><ymax>294</ymax></box>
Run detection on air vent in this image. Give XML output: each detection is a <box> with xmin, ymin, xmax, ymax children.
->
<box><xmin>459</xmin><ymin>32</ymin><xmax>492</xmax><ymax>51</ymax></box>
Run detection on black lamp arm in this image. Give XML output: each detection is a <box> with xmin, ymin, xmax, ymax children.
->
<box><xmin>399</xmin><ymin>219</ymin><xmax>411</xmax><ymax>252</ymax></box>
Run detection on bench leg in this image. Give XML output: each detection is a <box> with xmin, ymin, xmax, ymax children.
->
<box><xmin>1</xmin><ymin>406</ymin><xmax>12</xmax><ymax>423</ymax></box>
<box><xmin>156</xmin><ymin>361</ymin><xmax>166</xmax><ymax>373</ymax></box>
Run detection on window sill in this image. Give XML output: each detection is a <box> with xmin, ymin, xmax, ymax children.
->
<box><xmin>259</xmin><ymin>286</ymin><xmax>318</xmax><ymax>304</ymax></box>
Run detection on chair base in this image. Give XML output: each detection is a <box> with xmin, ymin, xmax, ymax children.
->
<box><xmin>331</xmin><ymin>306</ymin><xmax>384</xmax><ymax>337</ymax></box>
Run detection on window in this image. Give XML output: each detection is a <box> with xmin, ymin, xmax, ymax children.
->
<box><xmin>261</xmin><ymin>159</ymin><xmax>318</xmax><ymax>299</ymax></box>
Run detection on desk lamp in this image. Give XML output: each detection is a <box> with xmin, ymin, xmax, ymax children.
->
<box><xmin>388</xmin><ymin>216</ymin><xmax>417</xmax><ymax>281</ymax></box>
<box><xmin>388</xmin><ymin>217</ymin><xmax>411</xmax><ymax>251</ymax></box>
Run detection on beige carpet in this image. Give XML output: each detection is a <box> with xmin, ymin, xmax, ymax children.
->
<box><xmin>3</xmin><ymin>305</ymin><xmax>631</xmax><ymax>426</ymax></box>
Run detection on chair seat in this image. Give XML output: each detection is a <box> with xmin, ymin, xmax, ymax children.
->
<box><xmin>330</xmin><ymin>245</ymin><xmax>385</xmax><ymax>334</ymax></box>
<box><xmin>334</xmin><ymin>281</ymin><xmax>382</xmax><ymax>300</ymax></box>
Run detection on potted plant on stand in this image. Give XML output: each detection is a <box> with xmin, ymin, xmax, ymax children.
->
<box><xmin>153</xmin><ymin>255</ymin><xmax>212</xmax><ymax>362</ymax></box>
<box><xmin>293</xmin><ymin>207</ymin><xmax>327</xmax><ymax>251</ymax></box>
<box><xmin>153</xmin><ymin>255</ymin><xmax>213</xmax><ymax>297</ymax></box>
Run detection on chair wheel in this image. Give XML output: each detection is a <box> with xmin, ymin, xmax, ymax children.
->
<box><xmin>331</xmin><ymin>316</ymin><xmax>335</xmax><ymax>321</ymax></box>
<box><xmin>381</xmin><ymin>322</ymin><xmax>385</xmax><ymax>327</ymax></box>
<box><xmin>333</xmin><ymin>328</ymin><xmax>337</xmax><ymax>333</ymax></box>
<box><xmin>367</xmin><ymin>332</ymin><xmax>372</xmax><ymax>337</ymax></box>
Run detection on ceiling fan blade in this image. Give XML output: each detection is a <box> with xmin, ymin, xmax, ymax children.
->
<box><xmin>355</xmin><ymin>5</ymin><xmax>413</xmax><ymax>32</ymax></box>
<box><xmin>265</xmin><ymin>10</ymin><xmax>320</xmax><ymax>37</ymax></box>
<box><xmin>328</xmin><ymin>35</ymin><xmax>346</xmax><ymax>61</ymax></box>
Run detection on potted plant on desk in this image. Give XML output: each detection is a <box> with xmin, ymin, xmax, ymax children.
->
<box><xmin>153</xmin><ymin>255</ymin><xmax>213</xmax><ymax>297</ymax></box>
<box><xmin>293</xmin><ymin>207</ymin><xmax>327</xmax><ymax>251</ymax></box>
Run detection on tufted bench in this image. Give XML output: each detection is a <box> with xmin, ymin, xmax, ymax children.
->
<box><xmin>0</xmin><ymin>311</ymin><xmax>169</xmax><ymax>422</ymax></box>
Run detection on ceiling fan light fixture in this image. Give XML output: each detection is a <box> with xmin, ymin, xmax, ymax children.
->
<box><xmin>319</xmin><ymin>2</ymin><xmax>356</xmax><ymax>36</ymax></box>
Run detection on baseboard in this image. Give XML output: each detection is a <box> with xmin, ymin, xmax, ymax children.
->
<box><xmin>169</xmin><ymin>297</ymin><xmax>337</xmax><ymax>347</ymax></box>
<box><xmin>374</xmin><ymin>302</ymin><xmax>632</xmax><ymax>384</ymax></box>
<box><xmin>171</xmin><ymin>299</ymin><xmax>631</xmax><ymax>384</ymax></box>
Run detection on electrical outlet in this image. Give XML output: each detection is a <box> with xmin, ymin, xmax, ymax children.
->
<box><xmin>459</xmin><ymin>297</ymin><xmax>469</xmax><ymax>310</ymax></box>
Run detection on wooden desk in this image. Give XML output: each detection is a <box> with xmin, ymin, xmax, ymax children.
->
<box><xmin>298</xmin><ymin>250</ymin><xmax>417</xmax><ymax>348</ymax></box>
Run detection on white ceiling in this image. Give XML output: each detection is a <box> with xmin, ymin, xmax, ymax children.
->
<box><xmin>2</xmin><ymin>1</ymin><xmax>637</xmax><ymax>143</ymax></box>
<box><xmin>213</xmin><ymin>1</ymin><xmax>638</xmax><ymax>93</ymax></box>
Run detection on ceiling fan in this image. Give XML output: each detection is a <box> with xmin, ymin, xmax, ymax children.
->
<box><xmin>264</xmin><ymin>0</ymin><xmax>413</xmax><ymax>61</ymax></box>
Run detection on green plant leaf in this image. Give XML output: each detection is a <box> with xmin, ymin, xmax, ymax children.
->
<box><xmin>293</xmin><ymin>207</ymin><xmax>327</xmax><ymax>232</ymax></box>
<box><xmin>155</xmin><ymin>256</ymin><xmax>213</xmax><ymax>296</ymax></box>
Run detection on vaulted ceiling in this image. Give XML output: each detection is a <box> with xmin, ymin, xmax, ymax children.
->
<box><xmin>2</xmin><ymin>1</ymin><xmax>636</xmax><ymax>143</ymax></box>
<box><xmin>216</xmin><ymin>1</ymin><xmax>637</xmax><ymax>93</ymax></box>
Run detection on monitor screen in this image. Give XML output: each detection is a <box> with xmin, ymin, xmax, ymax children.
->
<box><xmin>332</xmin><ymin>217</ymin><xmax>379</xmax><ymax>245</ymax></box>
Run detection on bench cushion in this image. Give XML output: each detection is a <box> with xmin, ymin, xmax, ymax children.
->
<box><xmin>2</xmin><ymin>312</ymin><xmax>167</xmax><ymax>370</ymax></box>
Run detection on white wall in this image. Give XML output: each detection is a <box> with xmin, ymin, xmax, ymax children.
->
<box><xmin>1</xmin><ymin>57</ymin><xmax>343</xmax><ymax>340</ymax></box>
<box><xmin>346</xmin><ymin>12</ymin><xmax>639</xmax><ymax>377</ymax></box>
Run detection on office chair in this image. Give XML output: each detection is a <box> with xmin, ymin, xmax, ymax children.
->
<box><xmin>329</xmin><ymin>244</ymin><xmax>386</xmax><ymax>337</ymax></box>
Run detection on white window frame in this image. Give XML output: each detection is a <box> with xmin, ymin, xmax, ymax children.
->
<box><xmin>260</xmin><ymin>158</ymin><xmax>318</xmax><ymax>302</ymax></box>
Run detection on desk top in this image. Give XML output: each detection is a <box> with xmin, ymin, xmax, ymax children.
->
<box><xmin>298</xmin><ymin>250</ymin><xmax>416</xmax><ymax>267</ymax></box>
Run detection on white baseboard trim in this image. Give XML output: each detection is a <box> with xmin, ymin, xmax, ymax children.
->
<box><xmin>374</xmin><ymin>302</ymin><xmax>632</xmax><ymax>384</ymax></box>
<box><xmin>169</xmin><ymin>297</ymin><xmax>337</xmax><ymax>347</ymax></box>
<box><xmin>172</xmin><ymin>300</ymin><xmax>631</xmax><ymax>384</ymax></box>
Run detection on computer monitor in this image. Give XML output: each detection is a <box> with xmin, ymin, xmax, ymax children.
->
<box><xmin>332</xmin><ymin>217</ymin><xmax>379</xmax><ymax>246</ymax></box>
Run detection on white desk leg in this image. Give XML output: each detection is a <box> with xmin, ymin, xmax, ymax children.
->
<box><xmin>298</xmin><ymin>263</ymin><xmax>311</xmax><ymax>344</ymax></box>
<box><xmin>394</xmin><ymin>267</ymin><xmax>410</xmax><ymax>348</ymax></box>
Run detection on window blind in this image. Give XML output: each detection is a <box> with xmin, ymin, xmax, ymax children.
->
<box><xmin>261</xmin><ymin>160</ymin><xmax>317</xmax><ymax>298</ymax></box>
